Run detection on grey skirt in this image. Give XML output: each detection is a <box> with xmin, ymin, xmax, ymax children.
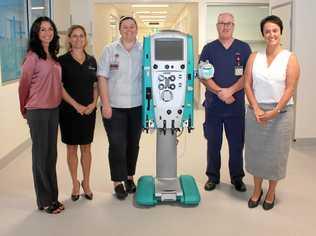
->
<box><xmin>245</xmin><ymin>103</ymin><xmax>293</xmax><ymax>180</ymax></box>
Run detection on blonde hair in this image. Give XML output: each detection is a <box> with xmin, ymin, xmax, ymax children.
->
<box><xmin>66</xmin><ymin>25</ymin><xmax>87</xmax><ymax>51</ymax></box>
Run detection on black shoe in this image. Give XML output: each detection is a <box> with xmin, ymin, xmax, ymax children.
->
<box><xmin>53</xmin><ymin>201</ymin><xmax>65</xmax><ymax>211</ymax></box>
<box><xmin>71</xmin><ymin>194</ymin><xmax>80</xmax><ymax>201</ymax></box>
<box><xmin>114</xmin><ymin>183</ymin><xmax>128</xmax><ymax>200</ymax></box>
<box><xmin>124</xmin><ymin>179</ymin><xmax>136</xmax><ymax>193</ymax></box>
<box><xmin>71</xmin><ymin>180</ymin><xmax>80</xmax><ymax>201</ymax></box>
<box><xmin>81</xmin><ymin>181</ymin><xmax>93</xmax><ymax>200</ymax></box>
<box><xmin>248</xmin><ymin>190</ymin><xmax>263</xmax><ymax>208</ymax></box>
<box><xmin>204</xmin><ymin>179</ymin><xmax>218</xmax><ymax>191</ymax></box>
<box><xmin>232</xmin><ymin>180</ymin><xmax>247</xmax><ymax>192</ymax></box>
<box><xmin>263</xmin><ymin>195</ymin><xmax>275</xmax><ymax>210</ymax></box>
<box><xmin>44</xmin><ymin>204</ymin><xmax>61</xmax><ymax>214</ymax></box>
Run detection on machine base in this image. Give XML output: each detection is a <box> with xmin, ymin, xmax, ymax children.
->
<box><xmin>136</xmin><ymin>175</ymin><xmax>200</xmax><ymax>206</ymax></box>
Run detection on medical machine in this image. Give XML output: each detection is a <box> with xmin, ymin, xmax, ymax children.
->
<box><xmin>136</xmin><ymin>30</ymin><xmax>200</xmax><ymax>206</ymax></box>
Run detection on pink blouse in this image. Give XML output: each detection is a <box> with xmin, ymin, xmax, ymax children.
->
<box><xmin>18</xmin><ymin>51</ymin><xmax>62</xmax><ymax>116</ymax></box>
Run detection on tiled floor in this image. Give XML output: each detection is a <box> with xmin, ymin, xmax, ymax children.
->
<box><xmin>0</xmin><ymin>110</ymin><xmax>315</xmax><ymax>236</ymax></box>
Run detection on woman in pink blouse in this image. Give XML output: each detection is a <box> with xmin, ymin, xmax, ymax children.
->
<box><xmin>18</xmin><ymin>17</ymin><xmax>64</xmax><ymax>214</ymax></box>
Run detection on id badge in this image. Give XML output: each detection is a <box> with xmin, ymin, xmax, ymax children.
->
<box><xmin>234</xmin><ymin>66</ymin><xmax>243</xmax><ymax>76</ymax></box>
<box><xmin>110</xmin><ymin>53</ymin><xmax>120</xmax><ymax>70</ymax></box>
<box><xmin>110</xmin><ymin>63</ymin><xmax>119</xmax><ymax>70</ymax></box>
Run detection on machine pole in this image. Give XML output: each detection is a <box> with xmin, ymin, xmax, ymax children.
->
<box><xmin>156</xmin><ymin>129</ymin><xmax>177</xmax><ymax>179</ymax></box>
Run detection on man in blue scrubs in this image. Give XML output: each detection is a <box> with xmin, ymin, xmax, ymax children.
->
<box><xmin>199</xmin><ymin>13</ymin><xmax>251</xmax><ymax>192</ymax></box>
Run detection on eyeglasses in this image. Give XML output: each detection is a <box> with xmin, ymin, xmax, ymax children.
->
<box><xmin>217</xmin><ymin>22</ymin><xmax>234</xmax><ymax>28</ymax></box>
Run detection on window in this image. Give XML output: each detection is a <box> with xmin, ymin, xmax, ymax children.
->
<box><xmin>29</xmin><ymin>0</ymin><xmax>51</xmax><ymax>25</ymax></box>
<box><xmin>0</xmin><ymin>0</ymin><xmax>51</xmax><ymax>84</ymax></box>
<box><xmin>206</xmin><ymin>4</ymin><xmax>269</xmax><ymax>52</ymax></box>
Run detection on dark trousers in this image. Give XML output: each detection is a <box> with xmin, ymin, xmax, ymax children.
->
<box><xmin>204</xmin><ymin>110</ymin><xmax>245</xmax><ymax>183</ymax></box>
<box><xmin>102</xmin><ymin>106</ymin><xmax>142</xmax><ymax>182</ymax></box>
<box><xmin>26</xmin><ymin>108</ymin><xmax>59</xmax><ymax>208</ymax></box>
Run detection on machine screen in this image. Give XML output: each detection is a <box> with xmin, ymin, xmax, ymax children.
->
<box><xmin>155</xmin><ymin>38</ymin><xmax>183</xmax><ymax>61</ymax></box>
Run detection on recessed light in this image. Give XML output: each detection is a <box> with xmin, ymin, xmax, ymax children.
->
<box><xmin>139</xmin><ymin>15</ymin><xmax>166</xmax><ymax>19</ymax></box>
<box><xmin>135</xmin><ymin>11</ymin><xmax>151</xmax><ymax>14</ymax></box>
<box><xmin>32</xmin><ymin>6</ymin><xmax>45</xmax><ymax>10</ymax></box>
<box><xmin>132</xmin><ymin>4</ymin><xmax>169</xmax><ymax>8</ymax></box>
<box><xmin>151</xmin><ymin>11</ymin><xmax>168</xmax><ymax>14</ymax></box>
<box><xmin>142</xmin><ymin>19</ymin><xmax>165</xmax><ymax>22</ymax></box>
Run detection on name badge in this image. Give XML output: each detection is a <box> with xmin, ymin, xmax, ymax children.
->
<box><xmin>88</xmin><ymin>65</ymin><xmax>96</xmax><ymax>71</ymax></box>
<box><xmin>110</xmin><ymin>53</ymin><xmax>120</xmax><ymax>70</ymax></box>
<box><xmin>234</xmin><ymin>66</ymin><xmax>243</xmax><ymax>76</ymax></box>
<box><xmin>110</xmin><ymin>63</ymin><xmax>119</xmax><ymax>70</ymax></box>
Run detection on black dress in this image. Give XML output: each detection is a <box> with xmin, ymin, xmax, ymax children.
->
<box><xmin>59</xmin><ymin>52</ymin><xmax>97</xmax><ymax>145</ymax></box>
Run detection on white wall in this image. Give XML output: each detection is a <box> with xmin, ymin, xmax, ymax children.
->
<box><xmin>198</xmin><ymin>0</ymin><xmax>268</xmax><ymax>105</ymax></box>
<box><xmin>199</xmin><ymin>0</ymin><xmax>269</xmax><ymax>52</ymax></box>
<box><xmin>0</xmin><ymin>0</ymin><xmax>70</xmax><ymax>161</ymax></box>
<box><xmin>71</xmin><ymin>0</ymin><xmax>94</xmax><ymax>53</ymax></box>
<box><xmin>292</xmin><ymin>0</ymin><xmax>316</xmax><ymax>139</ymax></box>
<box><xmin>93</xmin><ymin>4</ymin><xmax>119</xmax><ymax>59</ymax></box>
<box><xmin>284</xmin><ymin>0</ymin><xmax>315</xmax><ymax>139</ymax></box>
<box><xmin>173</xmin><ymin>3</ymin><xmax>200</xmax><ymax>105</ymax></box>
<box><xmin>70</xmin><ymin>0</ymin><xmax>93</xmax><ymax>31</ymax></box>
<box><xmin>271</xmin><ymin>0</ymin><xmax>316</xmax><ymax>139</ymax></box>
<box><xmin>0</xmin><ymin>83</ymin><xmax>29</xmax><ymax>160</ymax></box>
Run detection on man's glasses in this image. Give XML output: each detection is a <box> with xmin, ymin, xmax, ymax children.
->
<box><xmin>217</xmin><ymin>22</ymin><xmax>234</xmax><ymax>28</ymax></box>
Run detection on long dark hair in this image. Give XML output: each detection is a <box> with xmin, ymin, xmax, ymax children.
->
<box><xmin>28</xmin><ymin>16</ymin><xmax>60</xmax><ymax>61</ymax></box>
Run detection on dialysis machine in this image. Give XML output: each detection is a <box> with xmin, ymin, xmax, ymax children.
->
<box><xmin>135</xmin><ymin>30</ymin><xmax>200</xmax><ymax>206</ymax></box>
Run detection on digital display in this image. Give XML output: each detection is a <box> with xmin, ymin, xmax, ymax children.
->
<box><xmin>155</xmin><ymin>38</ymin><xmax>183</xmax><ymax>61</ymax></box>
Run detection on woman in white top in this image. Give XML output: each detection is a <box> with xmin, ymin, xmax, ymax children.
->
<box><xmin>244</xmin><ymin>15</ymin><xmax>300</xmax><ymax>210</ymax></box>
<box><xmin>98</xmin><ymin>16</ymin><xmax>142</xmax><ymax>200</ymax></box>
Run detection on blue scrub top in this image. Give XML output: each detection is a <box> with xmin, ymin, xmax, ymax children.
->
<box><xmin>199</xmin><ymin>39</ymin><xmax>251</xmax><ymax>116</ymax></box>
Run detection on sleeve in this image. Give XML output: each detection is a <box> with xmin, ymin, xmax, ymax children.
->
<box><xmin>97</xmin><ymin>46</ymin><xmax>110</xmax><ymax>78</ymax></box>
<box><xmin>243</xmin><ymin>43</ymin><xmax>252</xmax><ymax>69</ymax></box>
<box><xmin>92</xmin><ymin>57</ymin><xmax>98</xmax><ymax>83</ymax></box>
<box><xmin>58</xmin><ymin>57</ymin><xmax>66</xmax><ymax>85</ymax></box>
<box><xmin>199</xmin><ymin>44</ymin><xmax>211</xmax><ymax>64</ymax></box>
<box><xmin>18</xmin><ymin>52</ymin><xmax>37</xmax><ymax>116</ymax></box>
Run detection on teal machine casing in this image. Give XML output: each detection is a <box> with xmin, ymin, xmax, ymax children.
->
<box><xmin>136</xmin><ymin>31</ymin><xmax>200</xmax><ymax>206</ymax></box>
<box><xmin>142</xmin><ymin>32</ymin><xmax>194</xmax><ymax>131</ymax></box>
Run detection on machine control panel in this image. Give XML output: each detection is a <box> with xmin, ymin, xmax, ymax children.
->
<box><xmin>142</xmin><ymin>30</ymin><xmax>194</xmax><ymax>132</ymax></box>
<box><xmin>150</xmin><ymin>35</ymin><xmax>188</xmax><ymax>129</ymax></box>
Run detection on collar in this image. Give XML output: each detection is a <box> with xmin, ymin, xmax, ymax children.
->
<box><xmin>114</xmin><ymin>39</ymin><xmax>141</xmax><ymax>51</ymax></box>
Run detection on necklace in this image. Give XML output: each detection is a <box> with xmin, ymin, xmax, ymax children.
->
<box><xmin>71</xmin><ymin>51</ymin><xmax>85</xmax><ymax>64</ymax></box>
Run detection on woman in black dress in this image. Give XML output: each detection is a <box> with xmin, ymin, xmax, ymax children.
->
<box><xmin>59</xmin><ymin>25</ymin><xmax>98</xmax><ymax>201</ymax></box>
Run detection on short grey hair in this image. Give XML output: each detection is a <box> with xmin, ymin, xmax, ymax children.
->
<box><xmin>217</xmin><ymin>12</ymin><xmax>234</xmax><ymax>22</ymax></box>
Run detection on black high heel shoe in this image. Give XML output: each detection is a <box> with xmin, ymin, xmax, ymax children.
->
<box><xmin>263</xmin><ymin>195</ymin><xmax>275</xmax><ymax>210</ymax></box>
<box><xmin>248</xmin><ymin>190</ymin><xmax>263</xmax><ymax>208</ymax></box>
<box><xmin>71</xmin><ymin>180</ymin><xmax>80</xmax><ymax>201</ymax></box>
<box><xmin>81</xmin><ymin>181</ymin><xmax>93</xmax><ymax>200</ymax></box>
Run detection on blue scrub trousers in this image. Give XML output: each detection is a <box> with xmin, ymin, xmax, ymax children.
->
<box><xmin>203</xmin><ymin>110</ymin><xmax>245</xmax><ymax>183</ymax></box>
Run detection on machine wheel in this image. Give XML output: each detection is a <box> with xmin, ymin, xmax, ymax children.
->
<box><xmin>179</xmin><ymin>175</ymin><xmax>201</xmax><ymax>205</ymax></box>
<box><xmin>136</xmin><ymin>176</ymin><xmax>157</xmax><ymax>206</ymax></box>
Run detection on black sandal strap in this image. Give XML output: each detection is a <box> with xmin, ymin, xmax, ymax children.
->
<box><xmin>44</xmin><ymin>204</ymin><xmax>60</xmax><ymax>214</ymax></box>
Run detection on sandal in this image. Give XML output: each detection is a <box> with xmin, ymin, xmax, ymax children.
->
<box><xmin>53</xmin><ymin>201</ymin><xmax>65</xmax><ymax>211</ymax></box>
<box><xmin>44</xmin><ymin>204</ymin><xmax>61</xmax><ymax>214</ymax></box>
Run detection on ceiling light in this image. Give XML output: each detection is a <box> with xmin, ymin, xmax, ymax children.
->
<box><xmin>151</xmin><ymin>11</ymin><xmax>168</xmax><ymax>14</ymax></box>
<box><xmin>135</xmin><ymin>11</ymin><xmax>151</xmax><ymax>14</ymax></box>
<box><xmin>32</xmin><ymin>6</ymin><xmax>45</xmax><ymax>10</ymax></box>
<box><xmin>132</xmin><ymin>4</ymin><xmax>169</xmax><ymax>8</ymax></box>
<box><xmin>142</xmin><ymin>19</ymin><xmax>165</xmax><ymax>22</ymax></box>
<box><xmin>139</xmin><ymin>15</ymin><xmax>166</xmax><ymax>19</ymax></box>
